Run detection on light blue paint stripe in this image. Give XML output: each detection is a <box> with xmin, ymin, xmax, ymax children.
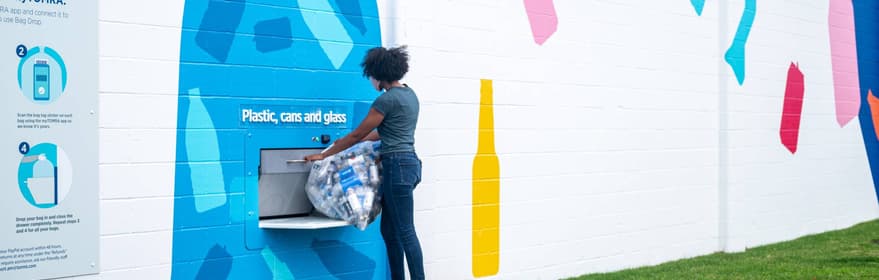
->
<box><xmin>724</xmin><ymin>0</ymin><xmax>756</xmax><ymax>85</ymax></box>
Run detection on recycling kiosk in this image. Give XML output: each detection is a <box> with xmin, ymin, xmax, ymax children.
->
<box><xmin>243</xmin><ymin>100</ymin><xmax>374</xmax><ymax>249</ymax></box>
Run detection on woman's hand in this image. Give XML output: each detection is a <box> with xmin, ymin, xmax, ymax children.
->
<box><xmin>304</xmin><ymin>153</ymin><xmax>325</xmax><ymax>161</ymax></box>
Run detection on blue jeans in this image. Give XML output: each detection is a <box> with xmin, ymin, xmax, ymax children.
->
<box><xmin>379</xmin><ymin>152</ymin><xmax>424</xmax><ymax>280</ymax></box>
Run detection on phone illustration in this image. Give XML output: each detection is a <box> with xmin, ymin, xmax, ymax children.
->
<box><xmin>34</xmin><ymin>60</ymin><xmax>50</xmax><ymax>101</ymax></box>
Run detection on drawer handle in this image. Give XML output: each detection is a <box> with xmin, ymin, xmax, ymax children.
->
<box><xmin>286</xmin><ymin>159</ymin><xmax>308</xmax><ymax>164</ymax></box>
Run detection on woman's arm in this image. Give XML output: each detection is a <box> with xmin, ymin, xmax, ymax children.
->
<box><xmin>305</xmin><ymin>108</ymin><xmax>384</xmax><ymax>161</ymax></box>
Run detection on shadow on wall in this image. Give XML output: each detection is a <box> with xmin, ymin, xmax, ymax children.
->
<box><xmin>190</xmin><ymin>237</ymin><xmax>378</xmax><ymax>279</ymax></box>
<box><xmin>194</xmin><ymin>245</ymin><xmax>233</xmax><ymax>280</ymax></box>
<box><xmin>311</xmin><ymin>239</ymin><xmax>377</xmax><ymax>279</ymax></box>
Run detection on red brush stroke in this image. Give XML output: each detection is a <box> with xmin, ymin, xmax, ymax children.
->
<box><xmin>780</xmin><ymin>62</ymin><xmax>805</xmax><ymax>154</ymax></box>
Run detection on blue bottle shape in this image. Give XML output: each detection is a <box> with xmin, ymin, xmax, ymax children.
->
<box><xmin>184</xmin><ymin>88</ymin><xmax>226</xmax><ymax>212</ymax></box>
<box><xmin>30</xmin><ymin>154</ymin><xmax>56</xmax><ymax>205</ymax></box>
<box><xmin>33</xmin><ymin>154</ymin><xmax>54</xmax><ymax>178</ymax></box>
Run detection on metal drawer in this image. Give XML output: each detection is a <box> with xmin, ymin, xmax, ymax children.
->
<box><xmin>258</xmin><ymin>148</ymin><xmax>322</xmax><ymax>218</ymax></box>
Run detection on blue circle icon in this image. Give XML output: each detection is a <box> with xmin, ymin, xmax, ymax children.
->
<box><xmin>19</xmin><ymin>142</ymin><xmax>30</xmax><ymax>155</ymax></box>
<box><xmin>17</xmin><ymin>46</ymin><xmax>67</xmax><ymax>104</ymax></box>
<box><xmin>16</xmin><ymin>44</ymin><xmax>27</xmax><ymax>58</ymax></box>
<box><xmin>17</xmin><ymin>143</ymin><xmax>72</xmax><ymax>208</ymax></box>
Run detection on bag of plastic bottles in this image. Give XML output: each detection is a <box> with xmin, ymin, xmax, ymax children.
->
<box><xmin>306</xmin><ymin>141</ymin><xmax>383</xmax><ymax>230</ymax></box>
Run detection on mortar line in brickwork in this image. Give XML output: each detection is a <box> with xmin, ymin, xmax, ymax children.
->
<box><xmin>717</xmin><ymin>0</ymin><xmax>731</xmax><ymax>253</ymax></box>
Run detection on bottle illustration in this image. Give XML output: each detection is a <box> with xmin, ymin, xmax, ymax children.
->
<box><xmin>28</xmin><ymin>154</ymin><xmax>57</xmax><ymax>205</ymax></box>
<box><xmin>184</xmin><ymin>88</ymin><xmax>227</xmax><ymax>212</ymax></box>
<box><xmin>33</xmin><ymin>60</ymin><xmax>50</xmax><ymax>101</ymax></box>
<box><xmin>473</xmin><ymin>79</ymin><xmax>500</xmax><ymax>277</ymax></box>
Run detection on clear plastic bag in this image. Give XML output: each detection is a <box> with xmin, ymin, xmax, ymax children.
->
<box><xmin>306</xmin><ymin>141</ymin><xmax>382</xmax><ymax>230</ymax></box>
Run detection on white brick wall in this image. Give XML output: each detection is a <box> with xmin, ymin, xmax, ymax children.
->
<box><xmin>65</xmin><ymin>1</ymin><xmax>185</xmax><ymax>279</ymax></box>
<box><xmin>721</xmin><ymin>0</ymin><xmax>878</xmax><ymax>253</ymax></box>
<box><xmin>59</xmin><ymin>0</ymin><xmax>879</xmax><ymax>279</ymax></box>
<box><xmin>400</xmin><ymin>1</ymin><xmax>721</xmax><ymax>278</ymax></box>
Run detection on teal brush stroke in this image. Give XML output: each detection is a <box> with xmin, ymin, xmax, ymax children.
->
<box><xmin>725</xmin><ymin>0</ymin><xmax>756</xmax><ymax>85</ymax></box>
<box><xmin>691</xmin><ymin>0</ymin><xmax>705</xmax><ymax>16</ymax></box>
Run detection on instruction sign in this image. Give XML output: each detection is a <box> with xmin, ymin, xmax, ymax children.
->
<box><xmin>0</xmin><ymin>0</ymin><xmax>98</xmax><ymax>279</ymax></box>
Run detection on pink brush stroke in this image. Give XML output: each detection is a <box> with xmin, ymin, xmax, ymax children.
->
<box><xmin>524</xmin><ymin>0</ymin><xmax>558</xmax><ymax>45</ymax></box>
<box><xmin>828</xmin><ymin>0</ymin><xmax>861</xmax><ymax>127</ymax></box>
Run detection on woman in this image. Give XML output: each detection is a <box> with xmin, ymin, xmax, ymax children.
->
<box><xmin>304</xmin><ymin>46</ymin><xmax>424</xmax><ymax>280</ymax></box>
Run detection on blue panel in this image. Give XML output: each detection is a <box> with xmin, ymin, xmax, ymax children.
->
<box><xmin>174</xmin><ymin>130</ymin><xmax>245</xmax><ymax>160</ymax></box>
<box><xmin>193</xmin><ymin>0</ymin><xmax>246</xmax><ymax>62</ymax></box>
<box><xmin>853</xmin><ymin>0</ymin><xmax>879</xmax><ymax>205</ymax></box>
<box><xmin>246</xmin><ymin>0</ymin><xmax>298</xmax><ymax>9</ymax></box>
<box><xmin>174</xmin><ymin>193</ymin><xmax>246</xmax><ymax>229</ymax></box>
<box><xmin>254</xmin><ymin>17</ymin><xmax>294</xmax><ymax>53</ymax></box>
<box><xmin>278</xmin><ymin>240</ymin><xmax>381</xmax><ymax>279</ymax></box>
<box><xmin>172</xmin><ymin>225</ymin><xmax>252</xmax><ymax>263</ymax></box>
<box><xmin>178</xmin><ymin>96</ymin><xmax>253</xmax><ymax>130</ymax></box>
<box><xmin>274</xmin><ymin>67</ymin><xmax>379</xmax><ymax>100</ymax></box>
<box><xmin>173</xmin><ymin>1</ymin><xmax>388</xmax><ymax>278</ymax></box>
<box><xmin>179</xmin><ymin>62</ymin><xmax>378</xmax><ymax>100</ymax></box>
<box><xmin>175</xmin><ymin>162</ymin><xmax>246</xmax><ymax>196</ymax></box>
<box><xmin>173</xmin><ymin>252</ymin><xmax>274</xmax><ymax>280</ymax></box>
<box><xmin>182</xmin><ymin>30</ymin><xmax>377</xmax><ymax>73</ymax></box>
<box><xmin>225</xmin><ymin>254</ymin><xmax>277</xmax><ymax>280</ymax></box>
<box><xmin>334</xmin><ymin>0</ymin><xmax>368</xmax><ymax>35</ymax></box>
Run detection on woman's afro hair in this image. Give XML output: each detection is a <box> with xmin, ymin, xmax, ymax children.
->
<box><xmin>361</xmin><ymin>45</ymin><xmax>409</xmax><ymax>82</ymax></box>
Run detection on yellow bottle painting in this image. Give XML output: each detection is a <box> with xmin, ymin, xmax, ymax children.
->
<box><xmin>473</xmin><ymin>79</ymin><xmax>500</xmax><ymax>277</ymax></box>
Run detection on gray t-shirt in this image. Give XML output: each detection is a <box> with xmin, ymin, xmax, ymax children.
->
<box><xmin>371</xmin><ymin>85</ymin><xmax>419</xmax><ymax>153</ymax></box>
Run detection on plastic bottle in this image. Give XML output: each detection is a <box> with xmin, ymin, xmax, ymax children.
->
<box><xmin>362</xmin><ymin>191</ymin><xmax>374</xmax><ymax>215</ymax></box>
<box><xmin>346</xmin><ymin>188</ymin><xmax>362</xmax><ymax>217</ymax></box>
<box><xmin>368</xmin><ymin>161</ymin><xmax>380</xmax><ymax>185</ymax></box>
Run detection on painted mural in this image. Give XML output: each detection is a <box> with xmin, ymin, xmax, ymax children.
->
<box><xmin>172</xmin><ymin>1</ymin><xmax>387</xmax><ymax>279</ymax></box>
<box><xmin>853</xmin><ymin>0</ymin><xmax>879</xmax><ymax>206</ymax></box>
<box><xmin>166</xmin><ymin>0</ymin><xmax>879</xmax><ymax>279</ymax></box>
